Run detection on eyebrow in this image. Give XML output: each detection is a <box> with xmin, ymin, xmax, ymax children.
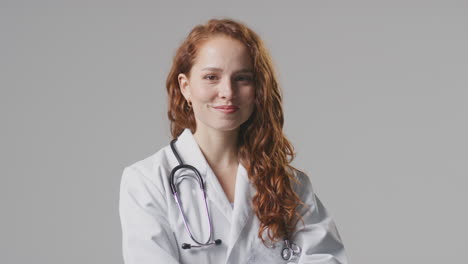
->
<box><xmin>201</xmin><ymin>67</ymin><xmax>253</xmax><ymax>74</ymax></box>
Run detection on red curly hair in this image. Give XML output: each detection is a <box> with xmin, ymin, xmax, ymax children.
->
<box><xmin>165</xmin><ymin>18</ymin><xmax>305</xmax><ymax>245</ymax></box>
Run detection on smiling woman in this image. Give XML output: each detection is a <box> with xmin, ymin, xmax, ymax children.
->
<box><xmin>177</xmin><ymin>35</ymin><xmax>256</xmax><ymax>133</ymax></box>
<box><xmin>119</xmin><ymin>17</ymin><xmax>348</xmax><ymax>264</ymax></box>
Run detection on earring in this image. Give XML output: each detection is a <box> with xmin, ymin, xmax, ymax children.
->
<box><xmin>186</xmin><ymin>100</ymin><xmax>192</xmax><ymax>110</ymax></box>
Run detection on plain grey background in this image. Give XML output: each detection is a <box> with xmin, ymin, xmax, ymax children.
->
<box><xmin>1</xmin><ymin>1</ymin><xmax>467</xmax><ymax>263</ymax></box>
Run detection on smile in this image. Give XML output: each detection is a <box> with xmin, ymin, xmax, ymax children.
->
<box><xmin>213</xmin><ymin>105</ymin><xmax>239</xmax><ymax>114</ymax></box>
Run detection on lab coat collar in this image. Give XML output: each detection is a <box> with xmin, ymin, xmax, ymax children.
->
<box><xmin>172</xmin><ymin>128</ymin><xmax>208</xmax><ymax>179</ymax></box>
<box><xmin>173</xmin><ymin>128</ymin><xmax>256</xmax><ymax>257</ymax></box>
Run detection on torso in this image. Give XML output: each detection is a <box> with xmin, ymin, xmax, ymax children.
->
<box><xmin>211</xmin><ymin>164</ymin><xmax>238</xmax><ymax>203</ymax></box>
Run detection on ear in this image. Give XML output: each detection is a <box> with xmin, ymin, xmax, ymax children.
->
<box><xmin>178</xmin><ymin>73</ymin><xmax>191</xmax><ymax>101</ymax></box>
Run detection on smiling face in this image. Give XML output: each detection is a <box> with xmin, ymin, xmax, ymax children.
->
<box><xmin>178</xmin><ymin>35</ymin><xmax>256</xmax><ymax>133</ymax></box>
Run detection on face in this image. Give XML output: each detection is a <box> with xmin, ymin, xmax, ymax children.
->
<box><xmin>178</xmin><ymin>36</ymin><xmax>255</xmax><ymax>133</ymax></box>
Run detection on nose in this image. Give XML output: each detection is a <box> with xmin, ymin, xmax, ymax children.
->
<box><xmin>218</xmin><ymin>78</ymin><xmax>235</xmax><ymax>100</ymax></box>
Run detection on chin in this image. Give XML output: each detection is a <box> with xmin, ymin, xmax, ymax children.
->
<box><xmin>210</xmin><ymin>123</ymin><xmax>241</xmax><ymax>132</ymax></box>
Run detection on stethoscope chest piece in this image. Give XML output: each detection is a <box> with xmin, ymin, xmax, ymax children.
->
<box><xmin>281</xmin><ymin>239</ymin><xmax>301</xmax><ymax>261</ymax></box>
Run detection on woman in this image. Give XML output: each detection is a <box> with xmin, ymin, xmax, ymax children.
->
<box><xmin>119</xmin><ymin>18</ymin><xmax>348</xmax><ymax>264</ymax></box>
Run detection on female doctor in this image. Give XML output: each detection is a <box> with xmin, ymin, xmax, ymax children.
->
<box><xmin>119</xmin><ymin>18</ymin><xmax>348</xmax><ymax>264</ymax></box>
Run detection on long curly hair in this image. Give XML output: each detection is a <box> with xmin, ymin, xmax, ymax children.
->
<box><xmin>165</xmin><ymin>18</ymin><xmax>305</xmax><ymax>245</ymax></box>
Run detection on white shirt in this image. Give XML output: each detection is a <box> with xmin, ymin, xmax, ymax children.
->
<box><xmin>119</xmin><ymin>128</ymin><xmax>348</xmax><ymax>264</ymax></box>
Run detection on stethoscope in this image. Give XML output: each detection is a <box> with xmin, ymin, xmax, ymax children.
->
<box><xmin>169</xmin><ymin>138</ymin><xmax>301</xmax><ymax>261</ymax></box>
<box><xmin>281</xmin><ymin>239</ymin><xmax>302</xmax><ymax>261</ymax></box>
<box><xmin>169</xmin><ymin>138</ymin><xmax>222</xmax><ymax>250</ymax></box>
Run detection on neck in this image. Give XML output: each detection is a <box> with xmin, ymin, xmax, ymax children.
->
<box><xmin>193</xmin><ymin>125</ymin><xmax>239</xmax><ymax>170</ymax></box>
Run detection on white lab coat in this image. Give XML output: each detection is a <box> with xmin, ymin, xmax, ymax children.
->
<box><xmin>119</xmin><ymin>128</ymin><xmax>348</xmax><ymax>264</ymax></box>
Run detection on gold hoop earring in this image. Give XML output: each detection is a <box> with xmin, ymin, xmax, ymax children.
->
<box><xmin>186</xmin><ymin>100</ymin><xmax>192</xmax><ymax>110</ymax></box>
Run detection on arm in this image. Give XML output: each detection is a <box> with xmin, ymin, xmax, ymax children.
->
<box><xmin>293</xmin><ymin>173</ymin><xmax>348</xmax><ymax>264</ymax></box>
<box><xmin>119</xmin><ymin>166</ymin><xmax>180</xmax><ymax>264</ymax></box>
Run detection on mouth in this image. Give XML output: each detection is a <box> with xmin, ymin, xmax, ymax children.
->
<box><xmin>213</xmin><ymin>105</ymin><xmax>239</xmax><ymax>114</ymax></box>
<box><xmin>213</xmin><ymin>105</ymin><xmax>240</xmax><ymax>110</ymax></box>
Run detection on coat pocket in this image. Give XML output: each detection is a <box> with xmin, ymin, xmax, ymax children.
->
<box><xmin>246</xmin><ymin>239</ymin><xmax>299</xmax><ymax>264</ymax></box>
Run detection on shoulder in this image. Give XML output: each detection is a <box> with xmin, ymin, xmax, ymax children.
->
<box><xmin>120</xmin><ymin>143</ymin><xmax>174</xmax><ymax>196</ymax></box>
<box><xmin>289</xmin><ymin>168</ymin><xmax>317</xmax><ymax>204</ymax></box>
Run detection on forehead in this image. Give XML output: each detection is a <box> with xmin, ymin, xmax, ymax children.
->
<box><xmin>192</xmin><ymin>36</ymin><xmax>252</xmax><ymax>71</ymax></box>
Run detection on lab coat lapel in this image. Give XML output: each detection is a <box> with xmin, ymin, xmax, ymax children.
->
<box><xmin>173</xmin><ymin>128</ymin><xmax>233</xmax><ymax>222</ymax></box>
<box><xmin>225</xmin><ymin>163</ymin><xmax>255</xmax><ymax>259</ymax></box>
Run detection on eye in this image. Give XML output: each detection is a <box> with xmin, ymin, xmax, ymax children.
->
<box><xmin>203</xmin><ymin>74</ymin><xmax>218</xmax><ymax>81</ymax></box>
<box><xmin>236</xmin><ymin>76</ymin><xmax>253</xmax><ymax>82</ymax></box>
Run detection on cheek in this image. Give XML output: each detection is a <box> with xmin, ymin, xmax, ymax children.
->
<box><xmin>243</xmin><ymin>87</ymin><xmax>256</xmax><ymax>103</ymax></box>
<box><xmin>191</xmin><ymin>85</ymin><xmax>216</xmax><ymax>102</ymax></box>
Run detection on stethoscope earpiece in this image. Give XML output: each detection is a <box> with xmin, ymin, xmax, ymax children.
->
<box><xmin>181</xmin><ymin>243</ymin><xmax>191</xmax><ymax>249</ymax></box>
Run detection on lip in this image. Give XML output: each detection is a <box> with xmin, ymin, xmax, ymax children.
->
<box><xmin>213</xmin><ymin>105</ymin><xmax>239</xmax><ymax>110</ymax></box>
<box><xmin>213</xmin><ymin>105</ymin><xmax>239</xmax><ymax>114</ymax></box>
